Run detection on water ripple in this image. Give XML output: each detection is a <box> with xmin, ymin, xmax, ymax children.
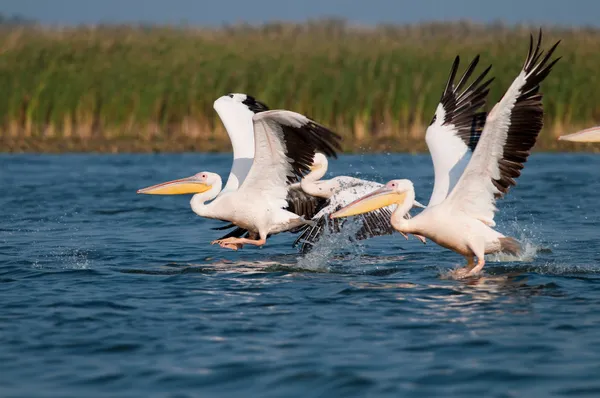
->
<box><xmin>2</xmin><ymin>153</ymin><xmax>600</xmax><ymax>397</ymax></box>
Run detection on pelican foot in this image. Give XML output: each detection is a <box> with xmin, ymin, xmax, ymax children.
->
<box><xmin>219</xmin><ymin>242</ymin><xmax>244</xmax><ymax>250</ymax></box>
<box><xmin>211</xmin><ymin>237</ymin><xmax>244</xmax><ymax>250</ymax></box>
<box><xmin>445</xmin><ymin>265</ymin><xmax>484</xmax><ymax>280</ymax></box>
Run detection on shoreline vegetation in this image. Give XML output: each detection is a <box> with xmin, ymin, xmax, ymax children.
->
<box><xmin>0</xmin><ymin>20</ymin><xmax>599</xmax><ymax>153</ymax></box>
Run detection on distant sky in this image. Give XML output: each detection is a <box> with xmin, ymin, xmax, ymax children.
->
<box><xmin>2</xmin><ymin>0</ymin><xmax>599</xmax><ymax>27</ymax></box>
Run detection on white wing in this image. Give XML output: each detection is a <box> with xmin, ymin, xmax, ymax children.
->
<box><xmin>426</xmin><ymin>55</ymin><xmax>492</xmax><ymax>206</ymax></box>
<box><xmin>213</xmin><ymin>94</ymin><xmax>264</xmax><ymax>194</ymax></box>
<box><xmin>237</xmin><ymin>110</ymin><xmax>341</xmax><ymax>209</ymax></box>
<box><xmin>446</xmin><ymin>32</ymin><xmax>561</xmax><ymax>226</ymax></box>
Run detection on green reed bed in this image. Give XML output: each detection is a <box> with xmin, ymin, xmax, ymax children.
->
<box><xmin>0</xmin><ymin>22</ymin><xmax>599</xmax><ymax>152</ymax></box>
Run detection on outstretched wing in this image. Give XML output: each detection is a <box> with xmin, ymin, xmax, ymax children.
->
<box><xmin>425</xmin><ymin>54</ymin><xmax>493</xmax><ymax>206</ymax></box>
<box><xmin>213</xmin><ymin>94</ymin><xmax>265</xmax><ymax>194</ymax></box>
<box><xmin>447</xmin><ymin>31</ymin><xmax>560</xmax><ymax>226</ymax></box>
<box><xmin>237</xmin><ymin>110</ymin><xmax>341</xmax><ymax>207</ymax></box>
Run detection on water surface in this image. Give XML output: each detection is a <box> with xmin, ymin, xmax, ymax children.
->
<box><xmin>1</xmin><ymin>153</ymin><xmax>600</xmax><ymax>397</ymax></box>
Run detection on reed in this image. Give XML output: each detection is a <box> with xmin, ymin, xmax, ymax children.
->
<box><xmin>0</xmin><ymin>21</ymin><xmax>599</xmax><ymax>152</ymax></box>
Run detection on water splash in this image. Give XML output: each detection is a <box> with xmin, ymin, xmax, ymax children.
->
<box><xmin>527</xmin><ymin>262</ymin><xmax>600</xmax><ymax>275</ymax></box>
<box><xmin>487</xmin><ymin>219</ymin><xmax>548</xmax><ymax>263</ymax></box>
<box><xmin>32</xmin><ymin>247</ymin><xmax>92</xmax><ymax>270</ymax></box>
<box><xmin>295</xmin><ymin>218</ymin><xmax>366</xmax><ymax>272</ymax></box>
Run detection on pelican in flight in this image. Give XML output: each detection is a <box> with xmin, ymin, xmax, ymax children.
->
<box><xmin>139</xmin><ymin>93</ymin><xmax>330</xmax><ymax>249</ymax></box>
<box><xmin>292</xmin><ymin>152</ymin><xmax>426</xmax><ymax>252</ymax></box>
<box><xmin>138</xmin><ymin>107</ymin><xmax>342</xmax><ymax>249</ymax></box>
<box><xmin>559</xmin><ymin>126</ymin><xmax>600</xmax><ymax>142</ymax></box>
<box><xmin>332</xmin><ymin>31</ymin><xmax>560</xmax><ymax>278</ymax></box>
<box><xmin>295</xmin><ymin>49</ymin><xmax>494</xmax><ymax>252</ymax></box>
<box><xmin>212</xmin><ymin>94</ymin><xmax>330</xmax><ymax>248</ymax></box>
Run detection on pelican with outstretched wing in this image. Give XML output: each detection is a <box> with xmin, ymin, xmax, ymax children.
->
<box><xmin>331</xmin><ymin>31</ymin><xmax>560</xmax><ymax>278</ymax></box>
<box><xmin>138</xmin><ymin>109</ymin><xmax>341</xmax><ymax>249</ymax></box>
<box><xmin>294</xmin><ymin>52</ymin><xmax>493</xmax><ymax>252</ymax></box>
<box><xmin>212</xmin><ymin>93</ymin><xmax>328</xmax><ymax>229</ymax></box>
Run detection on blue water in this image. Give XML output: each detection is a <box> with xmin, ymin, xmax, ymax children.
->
<box><xmin>1</xmin><ymin>153</ymin><xmax>600</xmax><ymax>397</ymax></box>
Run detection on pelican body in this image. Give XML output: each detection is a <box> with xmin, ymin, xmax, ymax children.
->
<box><xmin>334</xmin><ymin>179</ymin><xmax>518</xmax><ymax>260</ymax></box>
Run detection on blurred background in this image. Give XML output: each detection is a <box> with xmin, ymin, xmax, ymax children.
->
<box><xmin>1</xmin><ymin>0</ymin><xmax>598</xmax><ymax>152</ymax></box>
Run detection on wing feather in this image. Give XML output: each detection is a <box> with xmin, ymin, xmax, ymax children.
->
<box><xmin>425</xmin><ymin>54</ymin><xmax>493</xmax><ymax>206</ymax></box>
<box><xmin>446</xmin><ymin>30</ymin><xmax>560</xmax><ymax>224</ymax></box>
<box><xmin>237</xmin><ymin>110</ymin><xmax>341</xmax><ymax>206</ymax></box>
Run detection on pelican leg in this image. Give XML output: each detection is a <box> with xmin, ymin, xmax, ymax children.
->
<box><xmin>466</xmin><ymin>256</ymin><xmax>475</xmax><ymax>268</ymax></box>
<box><xmin>467</xmin><ymin>257</ymin><xmax>486</xmax><ymax>276</ymax></box>
<box><xmin>466</xmin><ymin>240</ymin><xmax>487</xmax><ymax>276</ymax></box>
<box><xmin>233</xmin><ymin>237</ymin><xmax>267</xmax><ymax>247</ymax></box>
<box><xmin>461</xmin><ymin>241</ymin><xmax>486</xmax><ymax>277</ymax></box>
<box><xmin>451</xmin><ymin>243</ymin><xmax>485</xmax><ymax>279</ymax></box>
<box><xmin>211</xmin><ymin>236</ymin><xmax>267</xmax><ymax>248</ymax></box>
<box><xmin>450</xmin><ymin>256</ymin><xmax>475</xmax><ymax>279</ymax></box>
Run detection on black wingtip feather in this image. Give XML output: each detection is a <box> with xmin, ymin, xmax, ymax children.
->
<box><xmin>454</xmin><ymin>54</ymin><xmax>480</xmax><ymax>94</ymax></box>
<box><xmin>435</xmin><ymin>53</ymin><xmax>492</xmax><ymax>151</ymax></box>
<box><xmin>492</xmin><ymin>30</ymin><xmax>560</xmax><ymax>197</ymax></box>
<box><xmin>442</xmin><ymin>56</ymin><xmax>461</xmax><ymax>100</ymax></box>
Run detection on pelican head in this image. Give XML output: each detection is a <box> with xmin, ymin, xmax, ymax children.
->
<box><xmin>330</xmin><ymin>179</ymin><xmax>419</xmax><ymax>219</ymax></box>
<box><xmin>309</xmin><ymin>152</ymin><xmax>328</xmax><ymax>176</ymax></box>
<box><xmin>137</xmin><ymin>171</ymin><xmax>220</xmax><ymax>195</ymax></box>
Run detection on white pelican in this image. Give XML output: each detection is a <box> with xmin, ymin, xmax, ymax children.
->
<box><xmin>157</xmin><ymin>93</ymin><xmax>329</xmax><ymax>249</ymax></box>
<box><xmin>138</xmin><ymin>109</ymin><xmax>342</xmax><ymax>249</ymax></box>
<box><xmin>294</xmin><ymin>53</ymin><xmax>493</xmax><ymax>252</ymax></box>
<box><xmin>331</xmin><ymin>32</ymin><xmax>560</xmax><ymax>278</ymax></box>
<box><xmin>559</xmin><ymin>126</ymin><xmax>600</xmax><ymax>142</ymax></box>
<box><xmin>292</xmin><ymin>152</ymin><xmax>426</xmax><ymax>252</ymax></box>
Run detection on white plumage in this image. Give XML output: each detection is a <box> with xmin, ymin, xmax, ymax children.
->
<box><xmin>425</xmin><ymin>55</ymin><xmax>491</xmax><ymax>206</ymax></box>
<box><xmin>212</xmin><ymin>93</ymin><xmax>268</xmax><ymax>194</ymax></box>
